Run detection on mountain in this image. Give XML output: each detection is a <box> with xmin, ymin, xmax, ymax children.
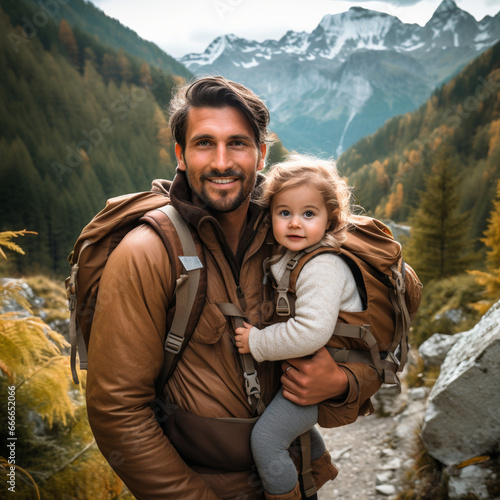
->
<box><xmin>180</xmin><ymin>0</ymin><xmax>500</xmax><ymax>155</ymax></box>
<box><xmin>338</xmin><ymin>39</ymin><xmax>500</xmax><ymax>243</ymax></box>
<box><xmin>19</xmin><ymin>0</ymin><xmax>192</xmax><ymax>80</ymax></box>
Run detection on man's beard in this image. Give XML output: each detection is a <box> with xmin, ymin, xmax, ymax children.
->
<box><xmin>185</xmin><ymin>166</ymin><xmax>257</xmax><ymax>214</ymax></box>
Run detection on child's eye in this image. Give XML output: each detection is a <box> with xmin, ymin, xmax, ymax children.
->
<box><xmin>304</xmin><ymin>211</ymin><xmax>315</xmax><ymax>218</ymax></box>
<box><xmin>279</xmin><ymin>210</ymin><xmax>291</xmax><ymax>217</ymax></box>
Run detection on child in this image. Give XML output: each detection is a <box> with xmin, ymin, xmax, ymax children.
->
<box><xmin>235</xmin><ymin>153</ymin><xmax>363</xmax><ymax>499</ymax></box>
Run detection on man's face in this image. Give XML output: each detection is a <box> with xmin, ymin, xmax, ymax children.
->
<box><xmin>175</xmin><ymin>106</ymin><xmax>266</xmax><ymax>213</ymax></box>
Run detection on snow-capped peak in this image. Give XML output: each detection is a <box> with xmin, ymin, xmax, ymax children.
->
<box><xmin>434</xmin><ymin>0</ymin><xmax>459</xmax><ymax>16</ymax></box>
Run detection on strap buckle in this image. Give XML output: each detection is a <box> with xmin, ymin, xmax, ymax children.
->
<box><xmin>243</xmin><ymin>371</ymin><xmax>261</xmax><ymax>405</ymax></box>
<box><xmin>276</xmin><ymin>289</ymin><xmax>291</xmax><ymax>316</ymax></box>
<box><xmin>165</xmin><ymin>332</ymin><xmax>183</xmax><ymax>354</ymax></box>
<box><xmin>388</xmin><ymin>350</ymin><xmax>401</xmax><ymax>367</ymax></box>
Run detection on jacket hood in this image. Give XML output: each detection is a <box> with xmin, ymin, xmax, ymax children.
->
<box><xmin>151</xmin><ymin>178</ymin><xmax>173</xmax><ymax>196</ymax></box>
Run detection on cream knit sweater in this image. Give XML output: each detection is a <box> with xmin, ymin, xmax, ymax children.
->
<box><xmin>248</xmin><ymin>249</ymin><xmax>363</xmax><ymax>362</ymax></box>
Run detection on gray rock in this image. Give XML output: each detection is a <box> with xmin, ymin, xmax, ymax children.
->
<box><xmin>448</xmin><ymin>465</ymin><xmax>495</xmax><ymax>500</ymax></box>
<box><xmin>377</xmin><ymin>457</ymin><xmax>402</xmax><ymax>470</ymax></box>
<box><xmin>421</xmin><ymin>300</ymin><xmax>500</xmax><ymax>465</ymax></box>
<box><xmin>418</xmin><ymin>332</ymin><xmax>463</xmax><ymax>367</ymax></box>
<box><xmin>407</xmin><ymin>387</ymin><xmax>429</xmax><ymax>402</ymax></box>
<box><xmin>375</xmin><ymin>471</ymin><xmax>393</xmax><ymax>484</ymax></box>
<box><xmin>375</xmin><ymin>484</ymin><xmax>397</xmax><ymax>496</ymax></box>
<box><xmin>372</xmin><ymin>383</ymin><xmax>404</xmax><ymax>416</ymax></box>
<box><xmin>435</xmin><ymin>308</ymin><xmax>466</xmax><ymax>325</ymax></box>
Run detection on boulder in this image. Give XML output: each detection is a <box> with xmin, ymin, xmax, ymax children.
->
<box><xmin>418</xmin><ymin>332</ymin><xmax>464</xmax><ymax>367</ymax></box>
<box><xmin>421</xmin><ymin>301</ymin><xmax>500</xmax><ymax>466</ymax></box>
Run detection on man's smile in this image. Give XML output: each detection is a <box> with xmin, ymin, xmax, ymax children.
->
<box><xmin>209</xmin><ymin>178</ymin><xmax>238</xmax><ymax>184</ymax></box>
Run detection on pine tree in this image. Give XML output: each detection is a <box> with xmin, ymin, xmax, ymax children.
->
<box><xmin>406</xmin><ymin>146</ymin><xmax>474</xmax><ymax>283</ymax></box>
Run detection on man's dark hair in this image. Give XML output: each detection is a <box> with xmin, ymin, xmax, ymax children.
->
<box><xmin>169</xmin><ymin>76</ymin><xmax>271</xmax><ymax>152</ymax></box>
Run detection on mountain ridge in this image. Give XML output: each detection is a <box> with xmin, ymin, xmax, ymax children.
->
<box><xmin>20</xmin><ymin>0</ymin><xmax>192</xmax><ymax>80</ymax></box>
<box><xmin>180</xmin><ymin>0</ymin><xmax>500</xmax><ymax>155</ymax></box>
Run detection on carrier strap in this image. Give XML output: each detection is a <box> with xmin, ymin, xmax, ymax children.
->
<box><xmin>216</xmin><ymin>302</ymin><xmax>265</xmax><ymax>417</ymax></box>
<box><xmin>67</xmin><ymin>239</ymin><xmax>91</xmax><ymax>384</ymax></box>
<box><xmin>299</xmin><ymin>432</ymin><xmax>317</xmax><ymax>498</ymax></box>
<box><xmin>155</xmin><ymin>205</ymin><xmax>204</xmax><ymax>394</ymax></box>
<box><xmin>273</xmin><ymin>243</ymin><xmax>324</xmax><ymax>316</ymax></box>
<box><xmin>331</xmin><ymin>323</ymin><xmax>400</xmax><ymax>386</ymax></box>
<box><xmin>390</xmin><ymin>263</ymin><xmax>411</xmax><ymax>372</ymax></box>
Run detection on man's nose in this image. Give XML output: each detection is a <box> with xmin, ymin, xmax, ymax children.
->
<box><xmin>212</xmin><ymin>144</ymin><xmax>232</xmax><ymax>169</ymax></box>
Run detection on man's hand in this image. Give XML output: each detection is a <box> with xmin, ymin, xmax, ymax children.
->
<box><xmin>281</xmin><ymin>347</ymin><xmax>349</xmax><ymax>405</ymax></box>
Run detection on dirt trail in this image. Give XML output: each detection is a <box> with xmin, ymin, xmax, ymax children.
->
<box><xmin>316</xmin><ymin>387</ymin><xmax>428</xmax><ymax>499</ymax></box>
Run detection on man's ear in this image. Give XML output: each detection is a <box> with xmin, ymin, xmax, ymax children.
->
<box><xmin>175</xmin><ymin>143</ymin><xmax>186</xmax><ymax>171</ymax></box>
<box><xmin>257</xmin><ymin>143</ymin><xmax>267</xmax><ymax>171</ymax></box>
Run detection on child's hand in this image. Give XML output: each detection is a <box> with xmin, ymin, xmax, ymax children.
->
<box><xmin>235</xmin><ymin>321</ymin><xmax>253</xmax><ymax>354</ymax></box>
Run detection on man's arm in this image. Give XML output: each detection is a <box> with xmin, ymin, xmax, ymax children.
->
<box><xmin>85</xmin><ymin>225</ymin><xmax>219</xmax><ymax>500</ymax></box>
<box><xmin>281</xmin><ymin>348</ymin><xmax>382</xmax><ymax>427</ymax></box>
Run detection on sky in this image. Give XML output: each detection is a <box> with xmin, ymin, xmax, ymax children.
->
<box><xmin>87</xmin><ymin>0</ymin><xmax>500</xmax><ymax>58</ymax></box>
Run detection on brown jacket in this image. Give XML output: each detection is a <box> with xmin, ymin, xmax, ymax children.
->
<box><xmin>86</xmin><ymin>172</ymin><xmax>381</xmax><ymax>499</ymax></box>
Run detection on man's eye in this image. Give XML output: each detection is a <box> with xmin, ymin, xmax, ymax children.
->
<box><xmin>197</xmin><ymin>140</ymin><xmax>211</xmax><ymax>146</ymax></box>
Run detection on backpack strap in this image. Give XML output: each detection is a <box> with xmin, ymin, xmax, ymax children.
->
<box><xmin>141</xmin><ymin>204</ymin><xmax>206</xmax><ymax>394</ymax></box>
<box><xmin>67</xmin><ymin>202</ymin><xmax>206</xmax><ymax>389</ymax></box>
<box><xmin>330</xmin><ymin>323</ymin><xmax>401</xmax><ymax>385</ymax></box>
<box><xmin>216</xmin><ymin>302</ymin><xmax>266</xmax><ymax>417</ymax></box>
<box><xmin>299</xmin><ymin>431</ymin><xmax>317</xmax><ymax>498</ymax></box>
<box><xmin>273</xmin><ymin>243</ymin><xmax>325</xmax><ymax>316</ymax></box>
<box><xmin>274</xmin><ymin>252</ymin><xmax>303</xmax><ymax>316</ymax></box>
<box><xmin>67</xmin><ymin>246</ymin><xmax>91</xmax><ymax>384</ymax></box>
<box><xmin>217</xmin><ymin>302</ymin><xmax>317</xmax><ymax>496</ymax></box>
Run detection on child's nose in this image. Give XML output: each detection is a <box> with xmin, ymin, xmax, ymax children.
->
<box><xmin>289</xmin><ymin>216</ymin><xmax>302</xmax><ymax>228</ymax></box>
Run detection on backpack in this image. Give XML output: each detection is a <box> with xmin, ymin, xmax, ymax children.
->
<box><xmin>65</xmin><ymin>190</ymin><xmax>206</xmax><ymax>392</ymax></box>
<box><xmin>271</xmin><ymin>215</ymin><xmax>422</xmax><ymax>386</ymax></box>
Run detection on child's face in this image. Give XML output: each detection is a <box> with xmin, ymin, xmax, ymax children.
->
<box><xmin>271</xmin><ymin>184</ymin><xmax>329</xmax><ymax>252</ymax></box>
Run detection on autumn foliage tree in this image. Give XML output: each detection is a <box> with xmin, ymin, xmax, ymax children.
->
<box><xmin>59</xmin><ymin>19</ymin><xmax>79</xmax><ymax>69</ymax></box>
<box><xmin>469</xmin><ymin>180</ymin><xmax>500</xmax><ymax>313</ymax></box>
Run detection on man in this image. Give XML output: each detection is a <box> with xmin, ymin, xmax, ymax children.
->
<box><xmin>86</xmin><ymin>76</ymin><xmax>381</xmax><ymax>499</ymax></box>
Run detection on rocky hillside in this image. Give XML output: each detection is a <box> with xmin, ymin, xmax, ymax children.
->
<box><xmin>3</xmin><ymin>275</ymin><xmax>499</xmax><ymax>498</ymax></box>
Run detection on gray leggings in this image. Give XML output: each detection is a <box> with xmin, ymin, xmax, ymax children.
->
<box><xmin>251</xmin><ymin>388</ymin><xmax>326</xmax><ymax>495</ymax></box>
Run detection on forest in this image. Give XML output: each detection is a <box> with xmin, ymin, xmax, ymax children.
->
<box><xmin>1</xmin><ymin>0</ymin><xmax>500</xmax><ymax>497</ymax></box>
<box><xmin>0</xmin><ymin>0</ymin><xmax>187</xmax><ymax>276</ymax></box>
<box><xmin>0</xmin><ymin>0</ymin><xmax>288</xmax><ymax>276</ymax></box>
